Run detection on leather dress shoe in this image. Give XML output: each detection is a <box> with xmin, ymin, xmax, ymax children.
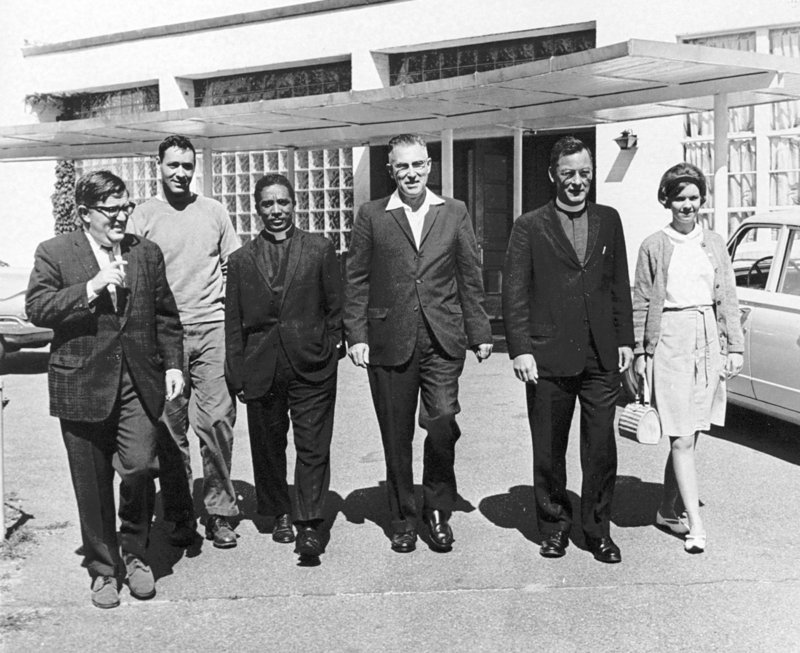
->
<box><xmin>272</xmin><ymin>513</ymin><xmax>295</xmax><ymax>544</ymax></box>
<box><xmin>294</xmin><ymin>526</ymin><xmax>324</xmax><ymax>557</ymax></box>
<box><xmin>169</xmin><ymin>519</ymin><xmax>198</xmax><ymax>547</ymax></box>
<box><xmin>390</xmin><ymin>530</ymin><xmax>417</xmax><ymax>553</ymax></box>
<box><xmin>205</xmin><ymin>515</ymin><xmax>238</xmax><ymax>549</ymax></box>
<box><xmin>586</xmin><ymin>536</ymin><xmax>621</xmax><ymax>563</ymax></box>
<box><xmin>540</xmin><ymin>531</ymin><xmax>569</xmax><ymax>558</ymax></box>
<box><xmin>425</xmin><ymin>510</ymin><xmax>454</xmax><ymax>552</ymax></box>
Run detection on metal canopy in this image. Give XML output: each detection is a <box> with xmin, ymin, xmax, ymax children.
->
<box><xmin>4</xmin><ymin>38</ymin><xmax>800</xmax><ymax>161</ymax></box>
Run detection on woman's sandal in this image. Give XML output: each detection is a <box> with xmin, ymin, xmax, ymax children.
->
<box><xmin>656</xmin><ymin>509</ymin><xmax>690</xmax><ymax>535</ymax></box>
<box><xmin>684</xmin><ymin>531</ymin><xmax>706</xmax><ymax>554</ymax></box>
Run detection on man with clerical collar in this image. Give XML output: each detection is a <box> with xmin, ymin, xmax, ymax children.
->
<box><xmin>344</xmin><ymin>133</ymin><xmax>492</xmax><ymax>554</ymax></box>
<box><xmin>225</xmin><ymin>173</ymin><xmax>343</xmax><ymax>560</ymax></box>
<box><xmin>502</xmin><ymin>136</ymin><xmax>634</xmax><ymax>564</ymax></box>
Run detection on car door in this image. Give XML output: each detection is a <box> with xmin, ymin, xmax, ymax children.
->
<box><xmin>748</xmin><ymin>227</ymin><xmax>800</xmax><ymax>419</ymax></box>
<box><xmin>727</xmin><ymin>222</ymin><xmax>783</xmax><ymax>400</ymax></box>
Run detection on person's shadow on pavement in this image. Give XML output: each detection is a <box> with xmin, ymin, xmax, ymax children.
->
<box><xmin>479</xmin><ymin>476</ymin><xmax>663</xmax><ymax>550</ymax></box>
<box><xmin>339</xmin><ymin>482</ymin><xmax>475</xmax><ymax>550</ymax></box>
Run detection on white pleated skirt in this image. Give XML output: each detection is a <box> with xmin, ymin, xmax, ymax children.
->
<box><xmin>652</xmin><ymin>306</ymin><xmax>727</xmax><ymax>437</ymax></box>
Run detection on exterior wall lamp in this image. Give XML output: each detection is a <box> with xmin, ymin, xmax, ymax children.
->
<box><xmin>614</xmin><ymin>130</ymin><xmax>638</xmax><ymax>150</ymax></box>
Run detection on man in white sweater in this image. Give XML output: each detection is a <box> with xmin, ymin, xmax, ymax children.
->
<box><xmin>128</xmin><ymin>135</ymin><xmax>241</xmax><ymax>549</ymax></box>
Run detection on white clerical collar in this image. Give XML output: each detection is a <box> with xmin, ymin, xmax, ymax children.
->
<box><xmin>555</xmin><ymin>198</ymin><xmax>586</xmax><ymax>214</ymax></box>
<box><xmin>386</xmin><ymin>188</ymin><xmax>445</xmax><ymax>212</ymax></box>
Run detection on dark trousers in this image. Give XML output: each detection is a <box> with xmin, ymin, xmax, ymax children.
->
<box><xmin>61</xmin><ymin>365</ymin><xmax>158</xmax><ymax>577</ymax></box>
<box><xmin>526</xmin><ymin>340</ymin><xmax>620</xmax><ymax>540</ymax></box>
<box><xmin>246</xmin><ymin>348</ymin><xmax>337</xmax><ymax>524</ymax></box>
<box><xmin>367</xmin><ymin>316</ymin><xmax>465</xmax><ymax>533</ymax></box>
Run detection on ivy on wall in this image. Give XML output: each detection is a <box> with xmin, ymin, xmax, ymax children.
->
<box><xmin>52</xmin><ymin>160</ymin><xmax>78</xmax><ymax>234</ymax></box>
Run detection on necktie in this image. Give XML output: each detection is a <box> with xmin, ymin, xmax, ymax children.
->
<box><xmin>100</xmin><ymin>245</ymin><xmax>118</xmax><ymax>312</ymax></box>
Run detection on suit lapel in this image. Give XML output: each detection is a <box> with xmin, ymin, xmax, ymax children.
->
<box><xmin>546</xmin><ymin>203</ymin><xmax>581</xmax><ymax>266</ymax></box>
<box><xmin>388</xmin><ymin>207</ymin><xmax>417</xmax><ymax>250</ymax></box>
<box><xmin>418</xmin><ymin>203</ymin><xmax>441</xmax><ymax>250</ymax></box>
<box><xmin>73</xmin><ymin>230</ymin><xmax>100</xmax><ymax>280</ymax></box>
<box><xmin>584</xmin><ymin>204</ymin><xmax>601</xmax><ymax>264</ymax></box>
<box><xmin>280</xmin><ymin>229</ymin><xmax>304</xmax><ymax>312</ymax></box>
<box><xmin>249</xmin><ymin>237</ymin><xmax>273</xmax><ymax>293</ymax></box>
<box><xmin>118</xmin><ymin>235</ymin><xmax>139</xmax><ymax>324</ymax></box>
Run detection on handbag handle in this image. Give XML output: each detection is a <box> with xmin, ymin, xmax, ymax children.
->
<box><xmin>641</xmin><ymin>356</ymin><xmax>654</xmax><ymax>406</ymax></box>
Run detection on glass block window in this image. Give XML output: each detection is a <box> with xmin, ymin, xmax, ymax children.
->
<box><xmin>195</xmin><ymin>61</ymin><xmax>351</xmax><ymax>106</ymax></box>
<box><xmin>75</xmin><ymin>155</ymin><xmax>166</xmax><ymax>205</ymax></box>
<box><xmin>389</xmin><ymin>29</ymin><xmax>595</xmax><ymax>84</ymax></box>
<box><xmin>292</xmin><ymin>148</ymin><xmax>353</xmax><ymax>254</ymax></box>
<box><xmin>212</xmin><ymin>150</ymin><xmax>290</xmax><ymax>245</ymax></box>
<box><xmin>770</xmin><ymin>27</ymin><xmax>800</xmax><ymax>206</ymax></box>
<box><xmin>61</xmin><ymin>86</ymin><xmax>159</xmax><ymax>120</ymax></box>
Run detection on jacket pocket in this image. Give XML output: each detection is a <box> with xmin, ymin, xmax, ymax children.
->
<box><xmin>49</xmin><ymin>353</ymin><xmax>84</xmax><ymax>369</ymax></box>
<box><xmin>445</xmin><ymin>304</ymin><xmax>463</xmax><ymax>314</ymax></box>
<box><xmin>367</xmin><ymin>307</ymin><xmax>389</xmax><ymax>320</ymax></box>
<box><xmin>529</xmin><ymin>322</ymin><xmax>555</xmax><ymax>337</ymax></box>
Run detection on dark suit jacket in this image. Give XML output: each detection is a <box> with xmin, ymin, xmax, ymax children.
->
<box><xmin>502</xmin><ymin>201</ymin><xmax>634</xmax><ymax>376</ymax></box>
<box><xmin>26</xmin><ymin>230</ymin><xmax>183</xmax><ymax>422</ymax></box>
<box><xmin>225</xmin><ymin>229</ymin><xmax>343</xmax><ymax>400</ymax></box>
<box><xmin>344</xmin><ymin>193</ymin><xmax>491</xmax><ymax>366</ymax></box>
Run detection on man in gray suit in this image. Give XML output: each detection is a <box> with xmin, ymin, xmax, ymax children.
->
<box><xmin>344</xmin><ymin>133</ymin><xmax>492</xmax><ymax>554</ymax></box>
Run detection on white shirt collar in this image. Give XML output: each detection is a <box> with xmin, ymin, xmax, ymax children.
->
<box><xmin>84</xmin><ymin>230</ymin><xmax>121</xmax><ymax>259</ymax></box>
<box><xmin>386</xmin><ymin>188</ymin><xmax>444</xmax><ymax>212</ymax></box>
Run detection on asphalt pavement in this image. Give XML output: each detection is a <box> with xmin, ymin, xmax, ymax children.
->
<box><xmin>1</xmin><ymin>349</ymin><xmax>798</xmax><ymax>652</ymax></box>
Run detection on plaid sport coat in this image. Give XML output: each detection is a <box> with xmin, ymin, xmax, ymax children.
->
<box><xmin>26</xmin><ymin>230</ymin><xmax>183</xmax><ymax>422</ymax></box>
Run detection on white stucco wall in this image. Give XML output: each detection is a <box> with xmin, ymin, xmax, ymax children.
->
<box><xmin>2</xmin><ymin>0</ymin><xmax>800</xmax><ymax>269</ymax></box>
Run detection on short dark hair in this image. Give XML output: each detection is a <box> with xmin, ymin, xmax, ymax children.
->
<box><xmin>158</xmin><ymin>134</ymin><xmax>196</xmax><ymax>160</ymax></box>
<box><xmin>253</xmin><ymin>173</ymin><xmax>295</xmax><ymax>205</ymax></box>
<box><xmin>657</xmin><ymin>162</ymin><xmax>707</xmax><ymax>207</ymax></box>
<box><xmin>549</xmin><ymin>136</ymin><xmax>593</xmax><ymax>171</ymax></box>
<box><xmin>387</xmin><ymin>133</ymin><xmax>428</xmax><ymax>159</ymax></box>
<box><xmin>75</xmin><ymin>170</ymin><xmax>127</xmax><ymax>207</ymax></box>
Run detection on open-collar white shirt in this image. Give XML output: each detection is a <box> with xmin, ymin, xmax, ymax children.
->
<box><xmin>386</xmin><ymin>188</ymin><xmax>445</xmax><ymax>249</ymax></box>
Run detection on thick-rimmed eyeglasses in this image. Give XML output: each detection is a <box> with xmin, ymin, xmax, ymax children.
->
<box><xmin>88</xmin><ymin>202</ymin><xmax>136</xmax><ymax>218</ymax></box>
<box><xmin>388</xmin><ymin>160</ymin><xmax>430</xmax><ymax>176</ymax></box>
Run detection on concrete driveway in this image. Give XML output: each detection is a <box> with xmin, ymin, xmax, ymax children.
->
<box><xmin>1</xmin><ymin>350</ymin><xmax>798</xmax><ymax>651</ymax></box>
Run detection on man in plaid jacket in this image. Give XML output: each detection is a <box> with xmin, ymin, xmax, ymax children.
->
<box><xmin>26</xmin><ymin>170</ymin><xmax>184</xmax><ymax>609</ymax></box>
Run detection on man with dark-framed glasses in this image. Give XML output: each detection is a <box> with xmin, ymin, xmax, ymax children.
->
<box><xmin>26</xmin><ymin>170</ymin><xmax>184</xmax><ymax>608</ymax></box>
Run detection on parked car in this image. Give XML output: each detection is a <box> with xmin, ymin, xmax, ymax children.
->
<box><xmin>0</xmin><ymin>266</ymin><xmax>53</xmax><ymax>364</ymax></box>
<box><xmin>725</xmin><ymin>211</ymin><xmax>800</xmax><ymax>425</ymax></box>
<box><xmin>621</xmin><ymin>211</ymin><xmax>800</xmax><ymax>426</ymax></box>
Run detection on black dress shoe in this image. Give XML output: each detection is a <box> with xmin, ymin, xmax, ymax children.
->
<box><xmin>205</xmin><ymin>515</ymin><xmax>237</xmax><ymax>549</ymax></box>
<box><xmin>390</xmin><ymin>530</ymin><xmax>417</xmax><ymax>553</ymax></box>
<box><xmin>586</xmin><ymin>536</ymin><xmax>621</xmax><ymax>564</ymax></box>
<box><xmin>294</xmin><ymin>526</ymin><xmax>324</xmax><ymax>557</ymax></box>
<box><xmin>272</xmin><ymin>513</ymin><xmax>295</xmax><ymax>544</ymax></box>
<box><xmin>540</xmin><ymin>531</ymin><xmax>569</xmax><ymax>558</ymax></box>
<box><xmin>425</xmin><ymin>510</ymin><xmax>454</xmax><ymax>552</ymax></box>
<box><xmin>169</xmin><ymin>519</ymin><xmax>198</xmax><ymax>547</ymax></box>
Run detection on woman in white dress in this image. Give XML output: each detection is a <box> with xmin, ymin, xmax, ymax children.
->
<box><xmin>632</xmin><ymin>163</ymin><xmax>744</xmax><ymax>553</ymax></box>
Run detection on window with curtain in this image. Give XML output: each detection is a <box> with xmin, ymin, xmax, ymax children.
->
<box><xmin>682</xmin><ymin>31</ymin><xmax>757</xmax><ymax>230</ymax></box>
<box><xmin>770</xmin><ymin>27</ymin><xmax>800</xmax><ymax>206</ymax></box>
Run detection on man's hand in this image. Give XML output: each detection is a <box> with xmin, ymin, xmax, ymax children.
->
<box><xmin>725</xmin><ymin>352</ymin><xmax>744</xmax><ymax>379</ymax></box>
<box><xmin>474</xmin><ymin>343</ymin><xmax>493</xmax><ymax>362</ymax></box>
<box><xmin>618</xmin><ymin>346</ymin><xmax>633</xmax><ymax>372</ymax></box>
<box><xmin>512</xmin><ymin>354</ymin><xmax>538</xmax><ymax>383</ymax></box>
<box><xmin>348</xmin><ymin>342</ymin><xmax>370</xmax><ymax>368</ymax></box>
<box><xmin>89</xmin><ymin>260</ymin><xmax>127</xmax><ymax>295</ymax></box>
<box><xmin>165</xmin><ymin>369</ymin><xmax>184</xmax><ymax>401</ymax></box>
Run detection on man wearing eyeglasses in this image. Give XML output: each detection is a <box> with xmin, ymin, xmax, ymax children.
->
<box><xmin>344</xmin><ymin>133</ymin><xmax>492</xmax><ymax>553</ymax></box>
<box><xmin>26</xmin><ymin>170</ymin><xmax>184</xmax><ymax>608</ymax></box>
<box><xmin>127</xmin><ymin>134</ymin><xmax>241</xmax><ymax>550</ymax></box>
<box><xmin>502</xmin><ymin>136</ymin><xmax>634</xmax><ymax>564</ymax></box>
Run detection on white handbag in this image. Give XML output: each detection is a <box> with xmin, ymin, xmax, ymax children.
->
<box><xmin>618</xmin><ymin>361</ymin><xmax>662</xmax><ymax>445</ymax></box>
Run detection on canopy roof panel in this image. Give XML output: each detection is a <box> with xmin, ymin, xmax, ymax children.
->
<box><xmin>4</xmin><ymin>39</ymin><xmax>800</xmax><ymax>160</ymax></box>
